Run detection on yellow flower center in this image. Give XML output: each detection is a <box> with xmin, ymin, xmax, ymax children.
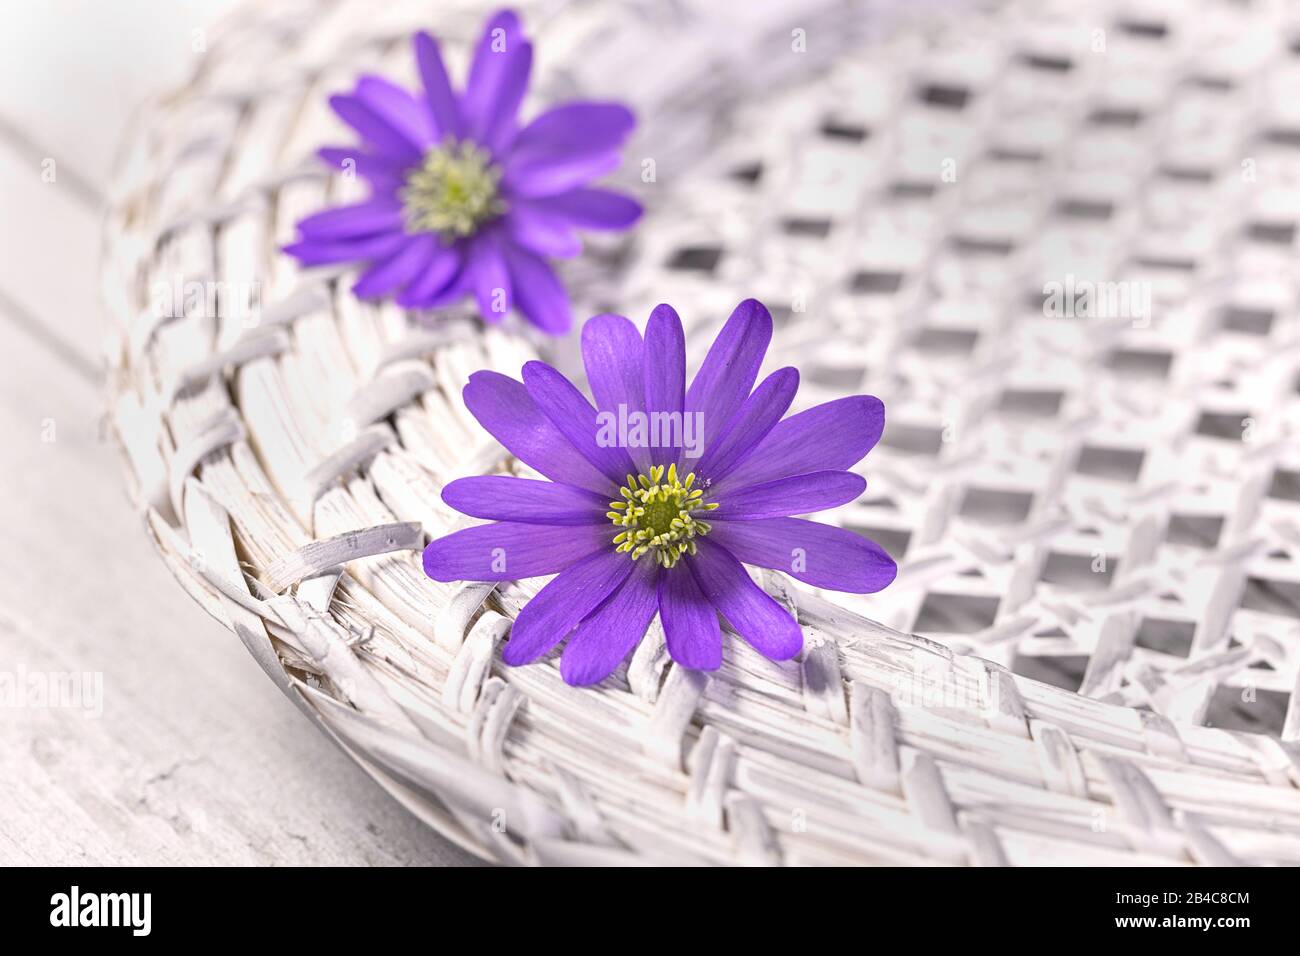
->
<box><xmin>400</xmin><ymin>140</ymin><xmax>506</xmax><ymax>237</ymax></box>
<box><xmin>608</xmin><ymin>464</ymin><xmax>718</xmax><ymax>568</ymax></box>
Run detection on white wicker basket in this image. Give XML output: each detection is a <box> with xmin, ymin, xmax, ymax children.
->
<box><xmin>105</xmin><ymin>0</ymin><xmax>1300</xmax><ymax>865</ymax></box>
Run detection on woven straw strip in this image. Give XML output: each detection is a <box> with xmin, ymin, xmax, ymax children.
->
<box><xmin>263</xmin><ymin>521</ymin><xmax>423</xmax><ymax>593</ymax></box>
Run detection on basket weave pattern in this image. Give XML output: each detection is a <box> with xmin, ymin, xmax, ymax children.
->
<box><xmin>105</xmin><ymin>0</ymin><xmax>1300</xmax><ymax>864</ymax></box>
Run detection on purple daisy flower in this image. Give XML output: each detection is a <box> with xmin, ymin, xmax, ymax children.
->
<box><xmin>423</xmin><ymin>299</ymin><xmax>898</xmax><ymax>686</ymax></box>
<box><xmin>284</xmin><ymin>8</ymin><xmax>642</xmax><ymax>334</ymax></box>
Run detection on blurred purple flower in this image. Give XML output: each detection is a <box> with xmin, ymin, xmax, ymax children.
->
<box><xmin>423</xmin><ymin>299</ymin><xmax>897</xmax><ymax>685</ymax></box>
<box><xmin>284</xmin><ymin>8</ymin><xmax>641</xmax><ymax>334</ymax></box>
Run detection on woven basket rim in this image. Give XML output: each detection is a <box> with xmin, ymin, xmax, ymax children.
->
<box><xmin>102</xmin><ymin>0</ymin><xmax>1300</xmax><ymax>866</ymax></box>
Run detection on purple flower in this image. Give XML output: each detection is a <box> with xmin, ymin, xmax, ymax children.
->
<box><xmin>423</xmin><ymin>299</ymin><xmax>897</xmax><ymax>685</ymax></box>
<box><xmin>284</xmin><ymin>9</ymin><xmax>641</xmax><ymax>334</ymax></box>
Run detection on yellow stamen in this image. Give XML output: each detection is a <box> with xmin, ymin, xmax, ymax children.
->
<box><xmin>400</xmin><ymin>140</ymin><xmax>506</xmax><ymax>237</ymax></box>
<box><xmin>607</xmin><ymin>466</ymin><xmax>719</xmax><ymax>569</ymax></box>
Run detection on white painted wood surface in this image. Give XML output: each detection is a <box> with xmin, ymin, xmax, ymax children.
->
<box><xmin>0</xmin><ymin>0</ymin><xmax>478</xmax><ymax>866</ymax></box>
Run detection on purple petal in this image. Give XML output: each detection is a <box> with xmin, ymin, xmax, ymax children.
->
<box><xmin>522</xmin><ymin>361</ymin><xmax>636</xmax><ymax>483</ymax></box>
<box><xmin>441</xmin><ymin>475</ymin><xmax>607</xmax><ymax>525</ymax></box>
<box><xmin>503</xmin><ymin>550</ymin><xmax>633</xmax><ymax>666</ymax></box>
<box><xmin>503</xmin><ymin>149</ymin><xmax>622</xmax><ymax>199</ymax></box>
<box><xmin>352</xmin><ymin>234</ymin><xmax>439</xmax><ymax>298</ymax></box>
<box><xmin>468</xmin><ymin>232</ymin><xmax>512</xmax><ymax>323</ymax></box>
<box><xmin>395</xmin><ymin>245</ymin><xmax>462</xmax><ymax>308</ymax></box>
<box><xmin>414</xmin><ymin>31</ymin><xmax>462</xmax><ymax>139</ymax></box>
<box><xmin>715</xmin><ymin>395</ymin><xmax>886</xmax><ymax>491</ymax></box>
<box><xmin>481</xmin><ymin>41</ymin><xmax>532</xmax><ymax>154</ymax></box>
<box><xmin>710</xmin><ymin>471</ymin><xmax>867</xmax><ymax>519</ymax></box>
<box><xmin>509</xmin><ymin>102</ymin><xmax>635</xmax><ymax>162</ymax></box>
<box><xmin>502</xmin><ymin>244</ymin><xmax>571</xmax><ymax>333</ymax></box>
<box><xmin>642</xmin><ymin>304</ymin><xmax>686</xmax><ymax>469</ymax></box>
<box><xmin>529</xmin><ymin>187</ymin><xmax>642</xmax><ymax>231</ymax></box>
<box><xmin>416</xmin><ymin>265</ymin><xmax>470</xmax><ymax>309</ymax></box>
<box><xmin>688</xmin><ymin>538</ymin><xmax>802</xmax><ymax>661</ymax></box>
<box><xmin>355</xmin><ymin>75</ymin><xmax>436</xmax><ymax>151</ymax></box>
<box><xmin>581</xmin><ymin>313</ymin><xmax>647</xmax><ymax>470</ymax></box>
<box><xmin>463</xmin><ymin>370</ymin><xmax>614</xmax><ymax>495</ymax></box>
<box><xmin>284</xmin><ymin>231</ymin><xmax>408</xmax><ymax>267</ymax></box>
<box><xmin>317</xmin><ymin>147</ymin><xmax>406</xmax><ymax>188</ymax></box>
<box><xmin>685</xmin><ymin>299</ymin><xmax>773</xmax><ymax>454</ymax></box>
<box><xmin>658</xmin><ymin>562</ymin><xmax>721</xmax><ymax>670</ymax></box>
<box><xmin>422</xmin><ymin>521</ymin><xmax>610</xmax><ymax>581</ymax></box>
<box><xmin>461</xmin><ymin>10</ymin><xmax>529</xmax><ymax>150</ymax></box>
<box><xmin>582</xmin><ymin>313</ymin><xmax>644</xmax><ymax>412</ymax></box>
<box><xmin>708</xmin><ymin>517</ymin><xmax>897</xmax><ymax>594</ymax></box>
<box><xmin>695</xmin><ymin>367</ymin><xmax>798</xmax><ymax>481</ymax></box>
<box><xmin>560</xmin><ymin>559</ymin><xmax>659</xmax><ymax>685</ymax></box>
<box><xmin>296</xmin><ymin>199</ymin><xmax>403</xmax><ymax>241</ymax></box>
<box><xmin>329</xmin><ymin>93</ymin><xmax>424</xmax><ymax>163</ymax></box>
<box><xmin>504</xmin><ymin>202</ymin><xmax>582</xmax><ymax>258</ymax></box>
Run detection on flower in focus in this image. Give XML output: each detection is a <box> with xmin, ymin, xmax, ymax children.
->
<box><xmin>284</xmin><ymin>8</ymin><xmax>641</xmax><ymax>334</ymax></box>
<box><xmin>423</xmin><ymin>299</ymin><xmax>897</xmax><ymax>686</ymax></box>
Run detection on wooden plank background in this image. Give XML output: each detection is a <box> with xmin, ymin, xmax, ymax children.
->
<box><xmin>0</xmin><ymin>1</ymin><xmax>479</xmax><ymax>865</ymax></box>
